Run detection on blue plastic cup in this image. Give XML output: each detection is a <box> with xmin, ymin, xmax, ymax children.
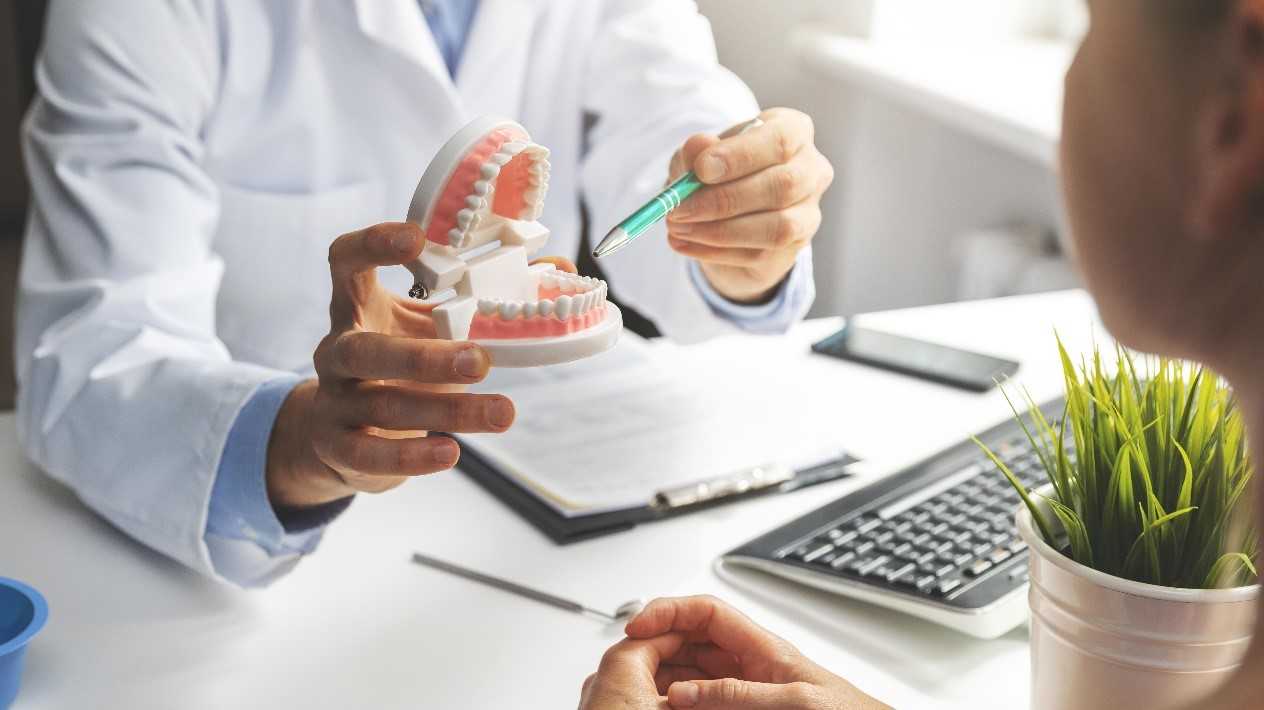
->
<box><xmin>0</xmin><ymin>578</ymin><xmax>47</xmax><ymax>710</ymax></box>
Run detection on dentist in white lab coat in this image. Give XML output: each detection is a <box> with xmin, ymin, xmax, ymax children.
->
<box><xmin>16</xmin><ymin>0</ymin><xmax>834</xmax><ymax>587</ymax></box>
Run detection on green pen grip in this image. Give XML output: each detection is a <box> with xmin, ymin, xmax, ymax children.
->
<box><xmin>618</xmin><ymin>173</ymin><xmax>705</xmax><ymax>239</ymax></box>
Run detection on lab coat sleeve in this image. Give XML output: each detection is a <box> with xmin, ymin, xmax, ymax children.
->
<box><xmin>580</xmin><ymin>0</ymin><xmax>809</xmax><ymax>343</ymax></box>
<box><xmin>15</xmin><ymin>0</ymin><xmax>300</xmax><ymax>581</ymax></box>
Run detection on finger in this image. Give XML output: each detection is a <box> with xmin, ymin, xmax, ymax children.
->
<box><xmin>693</xmin><ymin>109</ymin><xmax>814</xmax><ymax>184</ymax></box>
<box><xmin>671</xmin><ymin>163</ymin><xmax>817</xmax><ymax>224</ymax></box>
<box><xmin>667</xmin><ymin>239</ymin><xmax>766</xmax><ymax>268</ymax></box>
<box><xmin>339</xmin><ymin>385</ymin><xmax>515</xmax><ymax>433</ymax></box>
<box><xmin>318</xmin><ymin>430</ymin><xmax>462</xmax><ymax>478</ymax></box>
<box><xmin>626</xmin><ymin>597</ymin><xmax>789</xmax><ymax>662</ymax></box>
<box><xmin>655</xmin><ymin>666</ymin><xmax>710</xmax><ymax>696</ymax></box>
<box><xmin>328</xmin><ymin>222</ymin><xmax>426</xmax><ymax>329</ymax></box>
<box><xmin>531</xmin><ymin>256</ymin><xmax>578</xmax><ymax>275</ymax></box>
<box><xmin>668</xmin><ymin>202</ymin><xmax>821</xmax><ymax>250</ymax></box>
<box><xmin>671</xmin><ymin>134</ymin><xmax>721</xmax><ymax>183</ymax></box>
<box><xmin>668</xmin><ymin>679</ymin><xmax>818</xmax><ymax>710</ymax></box>
<box><xmin>316</xmin><ymin>332</ymin><xmax>490</xmax><ymax>384</ymax></box>
<box><xmin>666</xmin><ymin>644</ymin><xmax>742</xmax><ymax>681</ymax></box>
<box><xmin>598</xmin><ymin>633</ymin><xmax>689</xmax><ymax>676</ymax></box>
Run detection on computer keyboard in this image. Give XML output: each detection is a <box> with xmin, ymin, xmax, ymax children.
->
<box><xmin>722</xmin><ymin>398</ymin><xmax>1067</xmax><ymax>639</ymax></box>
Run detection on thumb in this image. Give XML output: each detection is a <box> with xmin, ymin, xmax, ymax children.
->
<box><xmin>668</xmin><ymin>679</ymin><xmax>813</xmax><ymax>710</ymax></box>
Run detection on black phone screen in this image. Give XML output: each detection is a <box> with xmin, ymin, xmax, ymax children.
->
<box><xmin>812</xmin><ymin>326</ymin><xmax>1020</xmax><ymax>392</ymax></box>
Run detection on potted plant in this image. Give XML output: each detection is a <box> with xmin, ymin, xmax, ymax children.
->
<box><xmin>977</xmin><ymin>341</ymin><xmax>1259</xmax><ymax>710</ymax></box>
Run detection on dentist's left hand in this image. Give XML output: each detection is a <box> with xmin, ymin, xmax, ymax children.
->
<box><xmin>264</xmin><ymin>222</ymin><xmax>517</xmax><ymax>510</ymax></box>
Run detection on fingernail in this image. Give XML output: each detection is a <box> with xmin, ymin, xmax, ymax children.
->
<box><xmin>454</xmin><ymin>348</ymin><xmax>486</xmax><ymax>378</ymax></box>
<box><xmin>672</xmin><ymin>204</ymin><xmax>693</xmax><ymax>221</ymax></box>
<box><xmin>699</xmin><ymin>154</ymin><xmax>727</xmax><ymax>180</ymax></box>
<box><xmin>431</xmin><ymin>438</ymin><xmax>460</xmax><ymax>466</ymax></box>
<box><xmin>393</xmin><ymin>229</ymin><xmax>417</xmax><ymax>253</ymax></box>
<box><xmin>671</xmin><ymin>222</ymin><xmax>693</xmax><ymax>236</ymax></box>
<box><xmin>669</xmin><ymin>682</ymin><xmax>700</xmax><ymax>707</ymax></box>
<box><xmin>488</xmin><ymin>398</ymin><xmax>515</xmax><ymax>429</ymax></box>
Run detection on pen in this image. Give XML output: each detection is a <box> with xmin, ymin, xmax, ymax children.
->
<box><xmin>592</xmin><ymin>117</ymin><xmax>765</xmax><ymax>260</ymax></box>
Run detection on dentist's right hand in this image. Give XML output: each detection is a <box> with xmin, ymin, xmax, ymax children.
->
<box><xmin>265</xmin><ymin>222</ymin><xmax>516</xmax><ymax>510</ymax></box>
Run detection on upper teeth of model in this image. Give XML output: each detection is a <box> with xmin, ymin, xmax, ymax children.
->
<box><xmin>450</xmin><ymin>141</ymin><xmax>551</xmax><ymax>248</ymax></box>
<box><xmin>476</xmin><ymin>273</ymin><xmax>607</xmax><ymax>321</ymax></box>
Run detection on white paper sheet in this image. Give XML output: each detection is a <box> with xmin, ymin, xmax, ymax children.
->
<box><xmin>464</xmin><ymin>336</ymin><xmax>856</xmax><ymax>516</ymax></box>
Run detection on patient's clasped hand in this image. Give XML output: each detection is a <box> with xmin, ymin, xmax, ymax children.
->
<box><xmin>403</xmin><ymin>116</ymin><xmax>622</xmax><ymax>367</ymax></box>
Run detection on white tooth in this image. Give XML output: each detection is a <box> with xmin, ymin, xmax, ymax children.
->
<box><xmin>457</xmin><ymin>209</ymin><xmax>474</xmax><ymax>229</ymax></box>
<box><xmin>529</xmin><ymin>162</ymin><xmax>547</xmax><ymax>175</ymax></box>
<box><xmin>538</xmin><ymin>299</ymin><xmax>555</xmax><ymax>317</ymax></box>
<box><xmin>599</xmin><ymin>284</ymin><xmax>608</xmax><ymax>303</ymax></box>
<box><xmin>481</xmin><ymin>163</ymin><xmax>501</xmax><ymax>179</ymax></box>
<box><xmin>502</xmin><ymin>141</ymin><xmax>527</xmax><ymax>154</ymax></box>
<box><xmin>469</xmin><ymin>213</ymin><xmax>482</xmax><ymax>230</ymax></box>
<box><xmin>556</xmin><ymin>295</ymin><xmax>573</xmax><ymax>319</ymax></box>
<box><xmin>448</xmin><ymin>228</ymin><xmax>464</xmax><ymax>244</ymax></box>
<box><xmin>478</xmin><ymin>300</ymin><xmax>498</xmax><ymax>316</ymax></box>
<box><xmin>500</xmin><ymin>302</ymin><xmax>523</xmax><ymax>320</ymax></box>
<box><xmin>530</xmin><ymin>147</ymin><xmax>551</xmax><ymax>160</ymax></box>
<box><xmin>532</xmin><ymin>206</ymin><xmax>545</xmax><ymax>221</ymax></box>
<box><xmin>523</xmin><ymin>302</ymin><xmax>538</xmax><ymax>319</ymax></box>
<box><xmin>543</xmin><ymin>273</ymin><xmax>559</xmax><ymax>288</ymax></box>
<box><xmin>524</xmin><ymin>189</ymin><xmax>541</xmax><ymax>205</ymax></box>
<box><xmin>465</xmin><ymin>195</ymin><xmax>484</xmax><ymax>210</ymax></box>
<box><xmin>473</xmin><ymin>180</ymin><xmax>491</xmax><ymax>196</ymax></box>
<box><xmin>490</xmin><ymin>152</ymin><xmax>512</xmax><ymax>166</ymax></box>
<box><xmin>519</xmin><ymin>209</ymin><xmax>535</xmax><ymax>221</ymax></box>
<box><xmin>576</xmin><ymin>293</ymin><xmax>591</xmax><ymax>313</ymax></box>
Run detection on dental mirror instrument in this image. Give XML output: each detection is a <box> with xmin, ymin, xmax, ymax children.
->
<box><xmin>592</xmin><ymin>117</ymin><xmax>764</xmax><ymax>260</ymax></box>
<box><xmin>410</xmin><ymin>552</ymin><xmax>646</xmax><ymax>622</ymax></box>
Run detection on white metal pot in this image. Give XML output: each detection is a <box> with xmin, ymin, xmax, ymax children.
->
<box><xmin>1016</xmin><ymin>498</ymin><xmax>1258</xmax><ymax>710</ymax></box>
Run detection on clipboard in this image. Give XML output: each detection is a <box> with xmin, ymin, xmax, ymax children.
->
<box><xmin>455</xmin><ymin>440</ymin><xmax>861</xmax><ymax>545</ymax></box>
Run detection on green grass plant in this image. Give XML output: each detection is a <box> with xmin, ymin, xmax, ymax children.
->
<box><xmin>975</xmin><ymin>338</ymin><xmax>1257</xmax><ymax>589</ymax></box>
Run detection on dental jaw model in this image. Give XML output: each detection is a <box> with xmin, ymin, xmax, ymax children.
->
<box><xmin>404</xmin><ymin>117</ymin><xmax>622</xmax><ymax>367</ymax></box>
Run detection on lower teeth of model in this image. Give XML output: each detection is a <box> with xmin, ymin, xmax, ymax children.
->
<box><xmin>477</xmin><ymin>285</ymin><xmax>607</xmax><ymax>321</ymax></box>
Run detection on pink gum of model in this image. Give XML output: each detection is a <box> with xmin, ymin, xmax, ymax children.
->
<box><xmin>402</xmin><ymin>116</ymin><xmax>622</xmax><ymax>367</ymax></box>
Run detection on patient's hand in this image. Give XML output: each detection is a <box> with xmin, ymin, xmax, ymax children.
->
<box><xmin>581</xmin><ymin>596</ymin><xmax>891</xmax><ymax>710</ymax></box>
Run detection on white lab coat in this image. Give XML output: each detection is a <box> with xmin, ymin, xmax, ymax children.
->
<box><xmin>15</xmin><ymin>0</ymin><xmax>762</xmax><ymax>578</ymax></box>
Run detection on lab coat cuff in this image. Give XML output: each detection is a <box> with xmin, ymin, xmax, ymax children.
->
<box><xmin>206</xmin><ymin>375</ymin><xmax>335</xmax><ymax>564</ymax></box>
<box><xmin>687</xmin><ymin>247</ymin><xmax>815</xmax><ymax>335</ymax></box>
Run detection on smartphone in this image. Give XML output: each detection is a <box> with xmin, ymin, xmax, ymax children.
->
<box><xmin>811</xmin><ymin>326</ymin><xmax>1020</xmax><ymax>392</ymax></box>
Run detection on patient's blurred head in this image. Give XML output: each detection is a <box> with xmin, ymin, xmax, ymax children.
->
<box><xmin>1061</xmin><ymin>0</ymin><xmax>1264</xmax><ymax>373</ymax></box>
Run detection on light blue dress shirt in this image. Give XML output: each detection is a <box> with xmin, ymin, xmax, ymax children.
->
<box><xmin>205</xmin><ymin>0</ymin><xmax>815</xmax><ymax>587</ymax></box>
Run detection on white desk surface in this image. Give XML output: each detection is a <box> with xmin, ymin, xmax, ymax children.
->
<box><xmin>1</xmin><ymin>290</ymin><xmax>1106</xmax><ymax>709</ymax></box>
<box><xmin>794</xmin><ymin>30</ymin><xmax>1072</xmax><ymax>167</ymax></box>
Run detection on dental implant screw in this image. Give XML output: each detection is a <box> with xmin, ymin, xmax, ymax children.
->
<box><xmin>409</xmin><ymin>283</ymin><xmax>430</xmax><ymax>300</ymax></box>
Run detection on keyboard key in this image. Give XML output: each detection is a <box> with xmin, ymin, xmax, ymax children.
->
<box><xmin>856</xmin><ymin>556</ymin><xmax>891</xmax><ymax>576</ymax></box>
<box><xmin>934</xmin><ymin>578</ymin><xmax>963</xmax><ymax>596</ymax></box>
<box><xmin>802</xmin><ymin>544</ymin><xmax>835</xmax><ymax>563</ymax></box>
<box><xmin>914</xmin><ymin>550</ymin><xmax>938</xmax><ymax>566</ymax></box>
<box><xmin>927</xmin><ymin>521</ymin><xmax>951</xmax><ymax>536</ymax></box>
<box><xmin>948</xmin><ymin>529</ymin><xmax>972</xmax><ymax>544</ymax></box>
<box><xmin>972</xmin><ymin>543</ymin><xmax>994</xmax><ymax>557</ymax></box>
<box><xmin>965</xmin><ymin>559</ymin><xmax>994</xmax><ymax>577</ymax></box>
<box><xmin>853</xmin><ymin>541</ymin><xmax>876</xmax><ymax>556</ymax></box>
<box><xmin>909</xmin><ymin>531</ymin><xmax>933</xmax><ymax>547</ymax></box>
<box><xmin>828</xmin><ymin>529</ymin><xmax>858</xmax><ymax>545</ymax></box>
<box><xmin>892</xmin><ymin>542</ymin><xmax>915</xmax><ymax>559</ymax></box>
<box><xmin>843</xmin><ymin>556</ymin><xmax>878</xmax><ymax>575</ymax></box>
<box><xmin>850</xmin><ymin>516</ymin><xmax>883</xmax><ymax>534</ymax></box>
<box><xmin>872</xmin><ymin>529</ymin><xmax>896</xmax><ymax>544</ymax></box>
<box><xmin>930</xmin><ymin>539</ymin><xmax>954</xmax><ymax>554</ymax></box>
<box><xmin>914</xmin><ymin>574</ymin><xmax>938</xmax><ymax>591</ymax></box>
<box><xmin>786</xmin><ymin>545</ymin><xmax>813</xmax><ymax>561</ymax></box>
<box><xmin>950</xmin><ymin>552</ymin><xmax>974</xmax><ymax>567</ymax></box>
<box><xmin>829</xmin><ymin>552</ymin><xmax>857</xmax><ymax>570</ymax></box>
<box><xmin>885</xmin><ymin>563</ymin><xmax>917</xmax><ymax>584</ymax></box>
<box><xmin>1006</xmin><ymin>539</ymin><xmax>1028</xmax><ymax>554</ymax></box>
<box><xmin>988</xmin><ymin>549</ymin><xmax>1013</xmax><ymax>565</ymax></box>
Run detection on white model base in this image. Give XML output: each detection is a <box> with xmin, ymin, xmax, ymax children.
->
<box><xmin>476</xmin><ymin>303</ymin><xmax>623</xmax><ymax>368</ymax></box>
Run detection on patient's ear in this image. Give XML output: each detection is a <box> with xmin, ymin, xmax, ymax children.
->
<box><xmin>1191</xmin><ymin>0</ymin><xmax>1264</xmax><ymax>241</ymax></box>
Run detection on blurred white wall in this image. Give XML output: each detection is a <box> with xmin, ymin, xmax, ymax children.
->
<box><xmin>696</xmin><ymin>0</ymin><xmax>1082</xmax><ymax>317</ymax></box>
